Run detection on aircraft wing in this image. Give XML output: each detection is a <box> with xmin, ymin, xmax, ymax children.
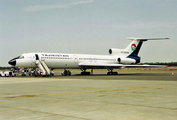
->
<box><xmin>79</xmin><ymin>63</ymin><xmax>166</xmax><ymax>69</ymax></box>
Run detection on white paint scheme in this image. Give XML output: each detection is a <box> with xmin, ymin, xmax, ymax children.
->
<box><xmin>8</xmin><ymin>38</ymin><xmax>169</xmax><ymax>71</ymax></box>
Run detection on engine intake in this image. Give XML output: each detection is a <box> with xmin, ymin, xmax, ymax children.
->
<box><xmin>109</xmin><ymin>48</ymin><xmax>122</xmax><ymax>55</ymax></box>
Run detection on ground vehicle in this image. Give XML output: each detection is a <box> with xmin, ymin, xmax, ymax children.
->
<box><xmin>0</xmin><ymin>71</ymin><xmax>15</xmax><ymax>77</ymax></box>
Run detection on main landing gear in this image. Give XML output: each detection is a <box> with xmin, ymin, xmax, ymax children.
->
<box><xmin>61</xmin><ymin>69</ymin><xmax>71</xmax><ymax>76</ymax></box>
<box><xmin>61</xmin><ymin>68</ymin><xmax>118</xmax><ymax>76</ymax></box>
<box><xmin>80</xmin><ymin>68</ymin><xmax>118</xmax><ymax>75</ymax></box>
<box><xmin>81</xmin><ymin>68</ymin><xmax>91</xmax><ymax>75</ymax></box>
<box><xmin>107</xmin><ymin>68</ymin><xmax>118</xmax><ymax>75</ymax></box>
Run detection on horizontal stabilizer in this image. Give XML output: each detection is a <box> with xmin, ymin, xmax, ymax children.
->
<box><xmin>127</xmin><ymin>37</ymin><xmax>170</xmax><ymax>41</ymax></box>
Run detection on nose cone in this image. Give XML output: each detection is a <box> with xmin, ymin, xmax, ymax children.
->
<box><xmin>8</xmin><ymin>60</ymin><xmax>16</xmax><ymax>66</ymax></box>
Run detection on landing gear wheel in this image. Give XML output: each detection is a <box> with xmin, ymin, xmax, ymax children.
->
<box><xmin>80</xmin><ymin>68</ymin><xmax>90</xmax><ymax>75</ymax></box>
<box><xmin>107</xmin><ymin>72</ymin><xmax>118</xmax><ymax>75</ymax></box>
<box><xmin>107</xmin><ymin>68</ymin><xmax>118</xmax><ymax>75</ymax></box>
<box><xmin>81</xmin><ymin>72</ymin><xmax>90</xmax><ymax>75</ymax></box>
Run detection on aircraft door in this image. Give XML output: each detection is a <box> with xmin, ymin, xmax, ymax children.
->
<box><xmin>32</xmin><ymin>54</ymin><xmax>40</xmax><ymax>67</ymax></box>
<box><xmin>73</xmin><ymin>55</ymin><xmax>78</xmax><ymax>64</ymax></box>
<box><xmin>35</xmin><ymin>54</ymin><xmax>39</xmax><ymax>60</ymax></box>
<box><xmin>114</xmin><ymin>58</ymin><xmax>117</xmax><ymax>64</ymax></box>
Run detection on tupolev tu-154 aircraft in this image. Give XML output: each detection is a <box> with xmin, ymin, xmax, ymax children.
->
<box><xmin>8</xmin><ymin>37</ymin><xmax>169</xmax><ymax>76</ymax></box>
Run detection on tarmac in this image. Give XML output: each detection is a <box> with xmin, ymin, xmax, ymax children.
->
<box><xmin>0</xmin><ymin>70</ymin><xmax>177</xmax><ymax>120</ymax></box>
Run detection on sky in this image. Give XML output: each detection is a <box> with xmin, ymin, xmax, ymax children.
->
<box><xmin>0</xmin><ymin>0</ymin><xmax>177</xmax><ymax>66</ymax></box>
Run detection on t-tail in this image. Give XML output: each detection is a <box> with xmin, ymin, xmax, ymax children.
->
<box><xmin>109</xmin><ymin>37</ymin><xmax>169</xmax><ymax>64</ymax></box>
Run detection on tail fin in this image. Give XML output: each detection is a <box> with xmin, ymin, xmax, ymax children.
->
<box><xmin>125</xmin><ymin>37</ymin><xmax>169</xmax><ymax>56</ymax></box>
<box><xmin>125</xmin><ymin>37</ymin><xmax>169</xmax><ymax>64</ymax></box>
<box><xmin>109</xmin><ymin>37</ymin><xmax>169</xmax><ymax>57</ymax></box>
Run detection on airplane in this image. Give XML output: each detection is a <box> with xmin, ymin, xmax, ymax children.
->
<box><xmin>8</xmin><ymin>37</ymin><xmax>169</xmax><ymax>76</ymax></box>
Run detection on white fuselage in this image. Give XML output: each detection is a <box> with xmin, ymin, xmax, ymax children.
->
<box><xmin>15</xmin><ymin>53</ymin><xmax>121</xmax><ymax>69</ymax></box>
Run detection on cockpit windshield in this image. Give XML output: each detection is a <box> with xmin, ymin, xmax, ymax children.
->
<box><xmin>19</xmin><ymin>55</ymin><xmax>24</xmax><ymax>59</ymax></box>
<box><xmin>11</xmin><ymin>55</ymin><xmax>24</xmax><ymax>61</ymax></box>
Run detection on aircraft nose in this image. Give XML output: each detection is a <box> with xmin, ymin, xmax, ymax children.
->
<box><xmin>8</xmin><ymin>60</ymin><xmax>16</xmax><ymax>66</ymax></box>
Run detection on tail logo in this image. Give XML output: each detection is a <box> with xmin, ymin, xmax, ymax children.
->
<box><xmin>131</xmin><ymin>44</ymin><xmax>136</xmax><ymax>51</ymax></box>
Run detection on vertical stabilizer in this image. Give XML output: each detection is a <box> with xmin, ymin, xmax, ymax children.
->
<box><xmin>126</xmin><ymin>37</ymin><xmax>169</xmax><ymax>63</ymax></box>
<box><xmin>109</xmin><ymin>37</ymin><xmax>169</xmax><ymax>58</ymax></box>
<box><xmin>124</xmin><ymin>39</ymin><xmax>141</xmax><ymax>55</ymax></box>
<box><xmin>126</xmin><ymin>37</ymin><xmax>169</xmax><ymax>56</ymax></box>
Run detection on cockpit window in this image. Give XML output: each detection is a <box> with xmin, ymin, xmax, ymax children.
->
<box><xmin>19</xmin><ymin>55</ymin><xmax>24</xmax><ymax>59</ymax></box>
<box><xmin>12</xmin><ymin>55</ymin><xmax>24</xmax><ymax>60</ymax></box>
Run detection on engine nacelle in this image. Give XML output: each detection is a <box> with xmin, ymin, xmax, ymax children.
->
<box><xmin>117</xmin><ymin>57</ymin><xmax>136</xmax><ymax>64</ymax></box>
<box><xmin>109</xmin><ymin>48</ymin><xmax>122</xmax><ymax>55</ymax></box>
<box><xmin>109</xmin><ymin>48</ymin><xmax>130</xmax><ymax>55</ymax></box>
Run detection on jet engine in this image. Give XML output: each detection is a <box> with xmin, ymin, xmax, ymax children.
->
<box><xmin>117</xmin><ymin>57</ymin><xmax>136</xmax><ymax>64</ymax></box>
<box><xmin>109</xmin><ymin>48</ymin><xmax>121</xmax><ymax>55</ymax></box>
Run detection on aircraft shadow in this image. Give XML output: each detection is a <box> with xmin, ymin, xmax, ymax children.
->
<box><xmin>72</xmin><ymin>73</ymin><xmax>156</xmax><ymax>76</ymax></box>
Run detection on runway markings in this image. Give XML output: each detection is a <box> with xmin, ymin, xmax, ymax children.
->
<box><xmin>1</xmin><ymin>85</ymin><xmax>177</xmax><ymax>100</ymax></box>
